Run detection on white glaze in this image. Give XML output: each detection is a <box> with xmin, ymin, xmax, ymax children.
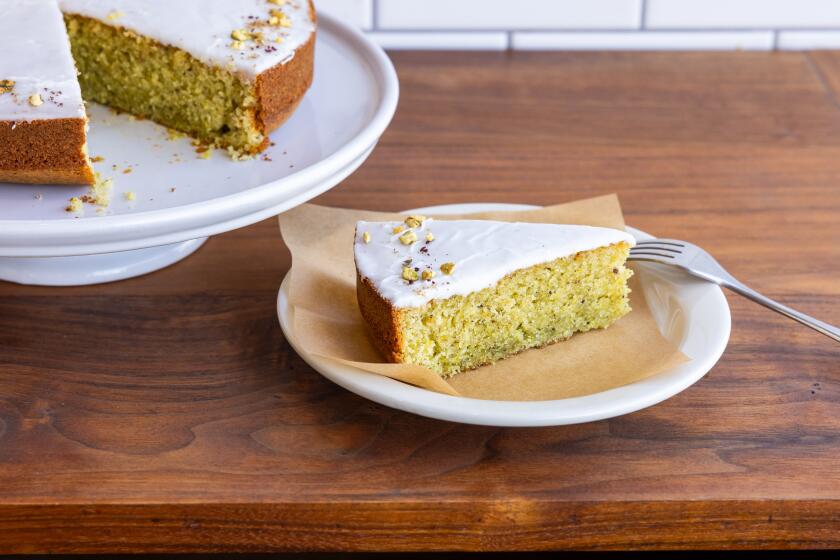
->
<box><xmin>0</xmin><ymin>0</ymin><xmax>86</xmax><ymax>122</ymax></box>
<box><xmin>354</xmin><ymin>219</ymin><xmax>635</xmax><ymax>309</ymax></box>
<box><xmin>60</xmin><ymin>0</ymin><xmax>316</xmax><ymax>80</ymax></box>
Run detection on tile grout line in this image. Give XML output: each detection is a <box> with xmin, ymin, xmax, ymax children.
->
<box><xmin>371</xmin><ymin>0</ymin><xmax>379</xmax><ymax>30</ymax></box>
<box><xmin>368</xmin><ymin>28</ymin><xmax>780</xmax><ymax>34</ymax></box>
<box><xmin>373</xmin><ymin>30</ymin><xmax>777</xmax><ymax>52</ymax></box>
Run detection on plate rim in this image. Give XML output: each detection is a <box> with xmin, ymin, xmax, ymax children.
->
<box><xmin>0</xmin><ymin>13</ymin><xmax>400</xmax><ymax>249</ymax></box>
<box><xmin>276</xmin><ymin>203</ymin><xmax>732</xmax><ymax>427</ymax></box>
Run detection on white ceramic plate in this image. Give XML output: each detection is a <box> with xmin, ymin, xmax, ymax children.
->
<box><xmin>0</xmin><ymin>13</ymin><xmax>398</xmax><ymax>257</ymax></box>
<box><xmin>276</xmin><ymin>203</ymin><xmax>731</xmax><ymax>427</ymax></box>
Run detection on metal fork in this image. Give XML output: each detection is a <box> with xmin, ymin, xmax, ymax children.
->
<box><xmin>629</xmin><ymin>239</ymin><xmax>840</xmax><ymax>342</ymax></box>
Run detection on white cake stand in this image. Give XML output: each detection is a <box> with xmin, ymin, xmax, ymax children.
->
<box><xmin>0</xmin><ymin>14</ymin><xmax>398</xmax><ymax>286</ymax></box>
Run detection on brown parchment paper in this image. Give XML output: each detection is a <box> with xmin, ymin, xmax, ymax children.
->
<box><xmin>278</xmin><ymin>195</ymin><xmax>689</xmax><ymax>401</ymax></box>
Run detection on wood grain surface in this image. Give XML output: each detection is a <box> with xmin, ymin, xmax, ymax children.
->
<box><xmin>0</xmin><ymin>51</ymin><xmax>838</xmax><ymax>553</ymax></box>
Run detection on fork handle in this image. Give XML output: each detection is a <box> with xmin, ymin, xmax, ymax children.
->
<box><xmin>723</xmin><ymin>280</ymin><xmax>840</xmax><ymax>342</ymax></box>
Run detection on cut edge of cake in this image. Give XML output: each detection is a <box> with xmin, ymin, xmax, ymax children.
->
<box><xmin>0</xmin><ymin>0</ymin><xmax>95</xmax><ymax>185</ymax></box>
<box><xmin>0</xmin><ymin>117</ymin><xmax>95</xmax><ymax>185</ymax></box>
<box><xmin>61</xmin><ymin>0</ymin><xmax>317</xmax><ymax>159</ymax></box>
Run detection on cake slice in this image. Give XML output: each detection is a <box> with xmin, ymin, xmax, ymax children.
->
<box><xmin>0</xmin><ymin>0</ymin><xmax>94</xmax><ymax>185</ymax></box>
<box><xmin>60</xmin><ymin>0</ymin><xmax>316</xmax><ymax>158</ymax></box>
<box><xmin>354</xmin><ymin>217</ymin><xmax>636</xmax><ymax>377</ymax></box>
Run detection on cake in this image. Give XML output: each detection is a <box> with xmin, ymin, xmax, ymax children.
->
<box><xmin>354</xmin><ymin>216</ymin><xmax>636</xmax><ymax>377</ymax></box>
<box><xmin>0</xmin><ymin>0</ymin><xmax>94</xmax><ymax>185</ymax></box>
<box><xmin>1</xmin><ymin>0</ymin><xmax>316</xmax><ymax>187</ymax></box>
<box><xmin>61</xmin><ymin>0</ymin><xmax>316</xmax><ymax>158</ymax></box>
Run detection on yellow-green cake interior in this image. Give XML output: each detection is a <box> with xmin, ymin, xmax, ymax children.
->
<box><xmin>398</xmin><ymin>243</ymin><xmax>633</xmax><ymax>377</ymax></box>
<box><xmin>64</xmin><ymin>14</ymin><xmax>265</xmax><ymax>157</ymax></box>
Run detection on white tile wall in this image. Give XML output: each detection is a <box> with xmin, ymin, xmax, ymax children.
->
<box><xmin>646</xmin><ymin>0</ymin><xmax>840</xmax><ymax>29</ymax></box>
<box><xmin>315</xmin><ymin>0</ymin><xmax>840</xmax><ymax>51</ymax></box>
<box><xmin>368</xmin><ymin>32</ymin><xmax>509</xmax><ymax>51</ymax></box>
<box><xmin>513</xmin><ymin>31</ymin><xmax>774</xmax><ymax>51</ymax></box>
<box><xmin>378</xmin><ymin>0</ymin><xmax>642</xmax><ymax>31</ymax></box>
<box><xmin>778</xmin><ymin>31</ymin><xmax>840</xmax><ymax>50</ymax></box>
<box><xmin>315</xmin><ymin>0</ymin><xmax>373</xmax><ymax>30</ymax></box>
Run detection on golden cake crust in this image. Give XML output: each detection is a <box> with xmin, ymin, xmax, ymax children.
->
<box><xmin>0</xmin><ymin>118</ymin><xmax>94</xmax><ymax>185</ymax></box>
<box><xmin>356</xmin><ymin>272</ymin><xmax>406</xmax><ymax>364</ymax></box>
<box><xmin>254</xmin><ymin>1</ymin><xmax>316</xmax><ymax>146</ymax></box>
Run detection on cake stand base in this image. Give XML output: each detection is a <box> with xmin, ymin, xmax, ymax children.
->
<box><xmin>0</xmin><ymin>238</ymin><xmax>208</xmax><ymax>286</ymax></box>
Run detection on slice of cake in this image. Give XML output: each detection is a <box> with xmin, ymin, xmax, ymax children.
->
<box><xmin>354</xmin><ymin>217</ymin><xmax>636</xmax><ymax>377</ymax></box>
<box><xmin>0</xmin><ymin>0</ymin><xmax>94</xmax><ymax>185</ymax></box>
<box><xmin>60</xmin><ymin>0</ymin><xmax>316</xmax><ymax>158</ymax></box>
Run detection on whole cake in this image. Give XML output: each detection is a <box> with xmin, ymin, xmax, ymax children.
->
<box><xmin>354</xmin><ymin>217</ymin><xmax>636</xmax><ymax>377</ymax></box>
<box><xmin>1</xmin><ymin>0</ymin><xmax>316</xmax><ymax>186</ymax></box>
<box><xmin>0</xmin><ymin>0</ymin><xmax>94</xmax><ymax>185</ymax></box>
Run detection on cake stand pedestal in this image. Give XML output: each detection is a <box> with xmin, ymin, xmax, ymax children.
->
<box><xmin>0</xmin><ymin>238</ymin><xmax>208</xmax><ymax>286</ymax></box>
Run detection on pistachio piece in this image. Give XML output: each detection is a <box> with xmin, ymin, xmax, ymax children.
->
<box><xmin>399</xmin><ymin>230</ymin><xmax>418</xmax><ymax>245</ymax></box>
<box><xmin>402</xmin><ymin>266</ymin><xmax>419</xmax><ymax>283</ymax></box>
<box><xmin>404</xmin><ymin>215</ymin><xmax>426</xmax><ymax>228</ymax></box>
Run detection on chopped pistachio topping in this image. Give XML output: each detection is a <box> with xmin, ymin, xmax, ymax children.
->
<box><xmin>404</xmin><ymin>215</ymin><xmax>426</xmax><ymax>228</ymax></box>
<box><xmin>28</xmin><ymin>93</ymin><xmax>43</xmax><ymax>107</ymax></box>
<box><xmin>231</xmin><ymin>28</ymin><xmax>250</xmax><ymax>41</ymax></box>
<box><xmin>421</xmin><ymin>269</ymin><xmax>435</xmax><ymax>281</ymax></box>
<box><xmin>106</xmin><ymin>10</ymin><xmax>123</xmax><ymax>21</ymax></box>
<box><xmin>392</xmin><ymin>225</ymin><xmax>406</xmax><ymax>234</ymax></box>
<box><xmin>425</xmin><ymin>232</ymin><xmax>435</xmax><ymax>242</ymax></box>
<box><xmin>0</xmin><ymin>79</ymin><xmax>14</xmax><ymax>94</ymax></box>
<box><xmin>124</xmin><ymin>191</ymin><xmax>136</xmax><ymax>201</ymax></box>
<box><xmin>402</xmin><ymin>266</ymin><xmax>419</xmax><ymax>283</ymax></box>
<box><xmin>362</xmin><ymin>231</ymin><xmax>371</xmax><ymax>244</ymax></box>
<box><xmin>399</xmin><ymin>230</ymin><xmax>418</xmax><ymax>245</ymax></box>
<box><xmin>269</xmin><ymin>9</ymin><xmax>292</xmax><ymax>27</ymax></box>
<box><xmin>440</xmin><ymin>262</ymin><xmax>456</xmax><ymax>275</ymax></box>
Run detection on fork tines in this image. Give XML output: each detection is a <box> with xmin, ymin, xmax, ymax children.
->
<box><xmin>630</xmin><ymin>240</ymin><xmax>685</xmax><ymax>259</ymax></box>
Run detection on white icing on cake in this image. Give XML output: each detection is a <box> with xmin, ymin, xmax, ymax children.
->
<box><xmin>0</xmin><ymin>0</ymin><xmax>86</xmax><ymax>122</ymax></box>
<box><xmin>355</xmin><ymin>219</ymin><xmax>635</xmax><ymax>309</ymax></box>
<box><xmin>60</xmin><ymin>0</ymin><xmax>316</xmax><ymax>80</ymax></box>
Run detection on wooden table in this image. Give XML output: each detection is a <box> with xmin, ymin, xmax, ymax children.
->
<box><xmin>1</xmin><ymin>52</ymin><xmax>839</xmax><ymax>553</ymax></box>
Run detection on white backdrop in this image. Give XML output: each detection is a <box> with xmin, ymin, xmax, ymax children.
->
<box><xmin>317</xmin><ymin>0</ymin><xmax>840</xmax><ymax>50</ymax></box>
